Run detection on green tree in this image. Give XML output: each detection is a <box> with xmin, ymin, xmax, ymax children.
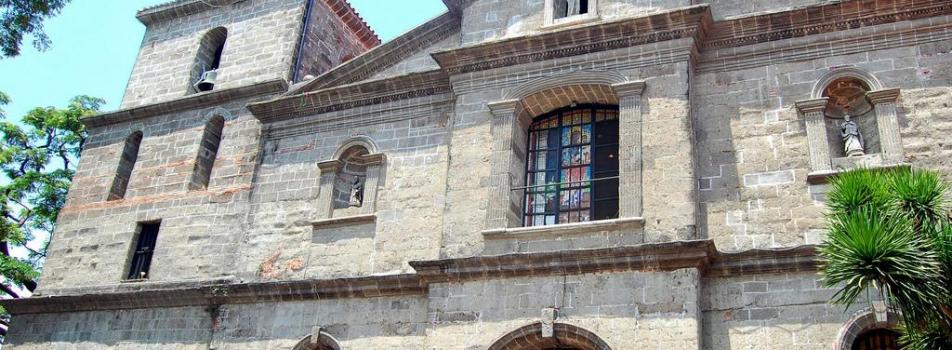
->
<box><xmin>0</xmin><ymin>0</ymin><xmax>71</xmax><ymax>58</ymax></box>
<box><xmin>819</xmin><ymin>168</ymin><xmax>952</xmax><ymax>349</ymax></box>
<box><xmin>0</xmin><ymin>91</ymin><xmax>102</xmax><ymax>334</ymax></box>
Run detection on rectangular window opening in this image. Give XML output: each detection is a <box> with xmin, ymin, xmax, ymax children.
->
<box><xmin>127</xmin><ymin>221</ymin><xmax>160</xmax><ymax>280</ymax></box>
<box><xmin>554</xmin><ymin>0</ymin><xmax>591</xmax><ymax>20</ymax></box>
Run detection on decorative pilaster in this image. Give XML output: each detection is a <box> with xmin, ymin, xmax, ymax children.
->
<box><xmin>358</xmin><ymin>153</ymin><xmax>387</xmax><ymax>215</ymax></box>
<box><xmin>486</xmin><ymin>99</ymin><xmax>522</xmax><ymax>230</ymax></box>
<box><xmin>795</xmin><ymin>98</ymin><xmax>832</xmax><ymax>173</ymax></box>
<box><xmin>316</xmin><ymin>160</ymin><xmax>342</xmax><ymax>220</ymax></box>
<box><xmin>867</xmin><ymin>88</ymin><xmax>904</xmax><ymax>163</ymax></box>
<box><xmin>612</xmin><ymin>81</ymin><xmax>647</xmax><ymax>219</ymax></box>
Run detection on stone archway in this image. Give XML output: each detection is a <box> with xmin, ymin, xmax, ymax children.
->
<box><xmin>489</xmin><ymin>323</ymin><xmax>612</xmax><ymax>350</ymax></box>
<box><xmin>834</xmin><ymin>308</ymin><xmax>900</xmax><ymax>350</ymax></box>
<box><xmin>291</xmin><ymin>330</ymin><xmax>343</xmax><ymax>350</ymax></box>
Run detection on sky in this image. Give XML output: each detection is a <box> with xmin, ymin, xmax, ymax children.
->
<box><xmin>0</xmin><ymin>0</ymin><xmax>448</xmax><ymax>120</ymax></box>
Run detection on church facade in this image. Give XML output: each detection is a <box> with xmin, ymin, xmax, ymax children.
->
<box><xmin>4</xmin><ymin>0</ymin><xmax>951</xmax><ymax>349</ymax></box>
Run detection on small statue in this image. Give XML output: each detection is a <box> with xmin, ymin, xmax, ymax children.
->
<box><xmin>841</xmin><ymin>114</ymin><xmax>865</xmax><ymax>157</ymax></box>
<box><xmin>349</xmin><ymin>176</ymin><xmax>364</xmax><ymax>207</ymax></box>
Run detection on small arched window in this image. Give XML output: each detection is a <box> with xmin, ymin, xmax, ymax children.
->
<box><xmin>524</xmin><ymin>105</ymin><xmax>618</xmax><ymax>227</ymax></box>
<box><xmin>108</xmin><ymin>131</ymin><xmax>143</xmax><ymax>201</ymax></box>
<box><xmin>189</xmin><ymin>116</ymin><xmax>225</xmax><ymax>190</ymax></box>
<box><xmin>191</xmin><ymin>27</ymin><xmax>227</xmax><ymax>93</ymax></box>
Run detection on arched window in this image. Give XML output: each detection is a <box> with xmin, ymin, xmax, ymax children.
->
<box><xmin>191</xmin><ymin>27</ymin><xmax>227</xmax><ymax>93</ymax></box>
<box><xmin>524</xmin><ymin>105</ymin><xmax>618</xmax><ymax>227</ymax></box>
<box><xmin>852</xmin><ymin>329</ymin><xmax>901</xmax><ymax>350</ymax></box>
<box><xmin>188</xmin><ymin>116</ymin><xmax>225</xmax><ymax>190</ymax></box>
<box><xmin>108</xmin><ymin>131</ymin><xmax>143</xmax><ymax>201</ymax></box>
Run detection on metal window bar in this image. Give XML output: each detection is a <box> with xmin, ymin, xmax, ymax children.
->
<box><xmin>510</xmin><ymin>175</ymin><xmax>620</xmax><ymax>191</ymax></box>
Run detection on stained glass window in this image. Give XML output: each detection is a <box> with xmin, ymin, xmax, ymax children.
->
<box><xmin>524</xmin><ymin>105</ymin><xmax>619</xmax><ymax>227</ymax></box>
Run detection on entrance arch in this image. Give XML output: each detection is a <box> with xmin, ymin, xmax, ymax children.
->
<box><xmin>489</xmin><ymin>323</ymin><xmax>612</xmax><ymax>350</ymax></box>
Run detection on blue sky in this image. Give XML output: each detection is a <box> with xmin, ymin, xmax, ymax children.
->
<box><xmin>0</xmin><ymin>0</ymin><xmax>447</xmax><ymax>120</ymax></box>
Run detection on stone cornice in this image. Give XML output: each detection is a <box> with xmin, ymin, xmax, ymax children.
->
<box><xmin>708</xmin><ymin>245</ymin><xmax>820</xmax><ymax>277</ymax></box>
<box><xmin>411</xmin><ymin>240</ymin><xmax>715</xmax><ymax>283</ymax></box>
<box><xmin>866</xmin><ymin>88</ymin><xmax>902</xmax><ymax>105</ymax></box>
<box><xmin>82</xmin><ymin>79</ymin><xmax>288</xmax><ymax>128</ymax></box>
<box><xmin>249</xmin><ymin>70</ymin><xmax>451</xmax><ymax>123</ymax></box>
<box><xmin>702</xmin><ymin>0</ymin><xmax>952</xmax><ymax>50</ymax></box>
<box><xmin>2</xmin><ymin>240</ymin><xmax>821</xmax><ymax>315</ymax></box>
<box><xmin>136</xmin><ymin>0</ymin><xmax>216</xmax><ymax>25</ymax></box>
<box><xmin>441</xmin><ymin>0</ymin><xmax>475</xmax><ymax>16</ymax></box>
<box><xmin>795</xmin><ymin>98</ymin><xmax>830</xmax><ymax>115</ymax></box>
<box><xmin>698</xmin><ymin>1</ymin><xmax>952</xmax><ymax>73</ymax></box>
<box><xmin>431</xmin><ymin>5</ymin><xmax>711</xmax><ymax>75</ymax></box>
<box><xmin>288</xmin><ymin>12</ymin><xmax>460</xmax><ymax>94</ymax></box>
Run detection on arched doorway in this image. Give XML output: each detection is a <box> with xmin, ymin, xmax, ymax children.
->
<box><xmin>488</xmin><ymin>323</ymin><xmax>612</xmax><ymax>350</ymax></box>
<box><xmin>852</xmin><ymin>328</ymin><xmax>902</xmax><ymax>350</ymax></box>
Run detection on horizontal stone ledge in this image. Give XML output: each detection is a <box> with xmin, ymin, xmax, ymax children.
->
<box><xmin>312</xmin><ymin>214</ymin><xmax>377</xmax><ymax>228</ymax></box>
<box><xmin>2</xmin><ymin>240</ymin><xmax>821</xmax><ymax>315</ymax></box>
<box><xmin>806</xmin><ymin>163</ymin><xmax>910</xmax><ymax>184</ymax></box>
<box><xmin>482</xmin><ymin>217</ymin><xmax>645</xmax><ymax>240</ymax></box>
<box><xmin>82</xmin><ymin>79</ymin><xmax>289</xmax><ymax>128</ymax></box>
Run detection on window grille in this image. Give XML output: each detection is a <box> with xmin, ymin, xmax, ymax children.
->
<box><xmin>523</xmin><ymin>105</ymin><xmax>619</xmax><ymax>227</ymax></box>
<box><xmin>127</xmin><ymin>222</ymin><xmax>160</xmax><ymax>280</ymax></box>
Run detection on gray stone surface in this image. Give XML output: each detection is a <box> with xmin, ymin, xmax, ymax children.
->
<box><xmin>10</xmin><ymin>0</ymin><xmax>952</xmax><ymax>349</ymax></box>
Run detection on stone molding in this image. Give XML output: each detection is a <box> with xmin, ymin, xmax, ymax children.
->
<box><xmin>482</xmin><ymin>217</ymin><xmax>645</xmax><ymax>240</ymax></box>
<box><xmin>702</xmin><ymin>0</ymin><xmax>952</xmax><ymax>51</ymax></box>
<box><xmin>312</xmin><ymin>214</ymin><xmax>376</xmax><ymax>229</ymax></box>
<box><xmin>2</xmin><ymin>240</ymin><xmax>819</xmax><ymax>315</ymax></box>
<box><xmin>250</xmin><ymin>70</ymin><xmax>451</xmax><ymax>123</ymax></box>
<box><xmin>431</xmin><ymin>5</ymin><xmax>710</xmax><ymax>75</ymax></box>
<box><xmin>81</xmin><ymin>79</ymin><xmax>288</xmax><ymax>128</ymax></box>
<box><xmin>699</xmin><ymin>9</ymin><xmax>952</xmax><ymax>73</ymax></box>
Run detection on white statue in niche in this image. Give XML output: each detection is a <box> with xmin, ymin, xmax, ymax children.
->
<box><xmin>841</xmin><ymin>114</ymin><xmax>865</xmax><ymax>157</ymax></box>
<box><xmin>349</xmin><ymin>176</ymin><xmax>364</xmax><ymax>207</ymax></box>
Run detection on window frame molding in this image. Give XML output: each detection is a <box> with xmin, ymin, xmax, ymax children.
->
<box><xmin>484</xmin><ymin>75</ymin><xmax>646</xmax><ymax>233</ymax></box>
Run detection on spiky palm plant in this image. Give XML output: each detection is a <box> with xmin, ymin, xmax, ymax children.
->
<box><xmin>819</xmin><ymin>168</ymin><xmax>952</xmax><ymax>350</ymax></box>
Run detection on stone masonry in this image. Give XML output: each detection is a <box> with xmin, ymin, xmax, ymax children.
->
<box><xmin>3</xmin><ymin>0</ymin><xmax>952</xmax><ymax>349</ymax></box>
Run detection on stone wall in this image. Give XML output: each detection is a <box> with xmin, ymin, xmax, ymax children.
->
<box><xmin>40</xmin><ymin>97</ymin><xmax>262</xmax><ymax>293</ymax></box>
<box><xmin>702</xmin><ymin>272</ymin><xmax>875</xmax><ymax>350</ymax></box>
<box><xmin>694</xmin><ymin>31</ymin><xmax>952</xmax><ymax>251</ymax></box>
<box><xmin>426</xmin><ymin>269</ymin><xmax>701</xmax><ymax>350</ymax></box>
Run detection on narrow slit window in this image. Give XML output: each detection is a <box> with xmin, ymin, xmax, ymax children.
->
<box><xmin>523</xmin><ymin>105</ymin><xmax>619</xmax><ymax>227</ymax></box>
<box><xmin>127</xmin><ymin>222</ymin><xmax>160</xmax><ymax>280</ymax></box>
<box><xmin>108</xmin><ymin>131</ymin><xmax>143</xmax><ymax>201</ymax></box>
<box><xmin>189</xmin><ymin>116</ymin><xmax>225</xmax><ymax>190</ymax></box>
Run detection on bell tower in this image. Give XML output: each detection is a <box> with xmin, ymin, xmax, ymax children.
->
<box><xmin>120</xmin><ymin>0</ymin><xmax>378</xmax><ymax>109</ymax></box>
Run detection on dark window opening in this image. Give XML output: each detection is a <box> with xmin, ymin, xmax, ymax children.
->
<box><xmin>127</xmin><ymin>222</ymin><xmax>160</xmax><ymax>280</ymax></box>
<box><xmin>852</xmin><ymin>329</ymin><xmax>902</xmax><ymax>350</ymax></box>
<box><xmin>524</xmin><ymin>105</ymin><xmax>619</xmax><ymax>227</ymax></box>
<box><xmin>554</xmin><ymin>0</ymin><xmax>590</xmax><ymax>19</ymax></box>
<box><xmin>192</xmin><ymin>27</ymin><xmax>228</xmax><ymax>93</ymax></box>
<box><xmin>108</xmin><ymin>131</ymin><xmax>143</xmax><ymax>201</ymax></box>
<box><xmin>188</xmin><ymin>116</ymin><xmax>225</xmax><ymax>190</ymax></box>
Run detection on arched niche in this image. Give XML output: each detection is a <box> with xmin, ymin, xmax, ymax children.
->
<box><xmin>315</xmin><ymin>136</ymin><xmax>386</xmax><ymax>220</ymax></box>
<box><xmin>291</xmin><ymin>330</ymin><xmax>343</xmax><ymax>350</ymax></box>
<box><xmin>489</xmin><ymin>323</ymin><xmax>613</xmax><ymax>350</ymax></box>
<box><xmin>795</xmin><ymin>68</ymin><xmax>904</xmax><ymax>180</ymax></box>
